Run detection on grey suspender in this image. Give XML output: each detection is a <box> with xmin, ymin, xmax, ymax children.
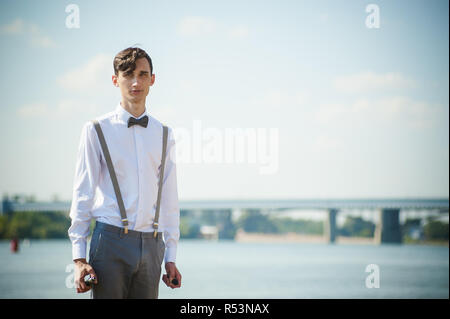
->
<box><xmin>154</xmin><ymin>124</ymin><xmax>169</xmax><ymax>238</ymax></box>
<box><xmin>92</xmin><ymin>120</ymin><xmax>168</xmax><ymax>237</ymax></box>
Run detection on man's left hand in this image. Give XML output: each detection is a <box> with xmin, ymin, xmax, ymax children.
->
<box><xmin>162</xmin><ymin>262</ymin><xmax>182</xmax><ymax>289</ymax></box>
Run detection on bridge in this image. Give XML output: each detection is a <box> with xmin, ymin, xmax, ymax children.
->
<box><xmin>2</xmin><ymin>198</ymin><xmax>448</xmax><ymax>244</ymax></box>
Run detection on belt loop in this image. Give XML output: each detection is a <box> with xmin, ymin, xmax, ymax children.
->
<box><xmin>153</xmin><ymin>221</ymin><xmax>159</xmax><ymax>240</ymax></box>
<box><xmin>121</xmin><ymin>218</ymin><xmax>128</xmax><ymax>234</ymax></box>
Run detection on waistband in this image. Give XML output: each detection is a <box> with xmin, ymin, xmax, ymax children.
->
<box><xmin>94</xmin><ymin>221</ymin><xmax>163</xmax><ymax>239</ymax></box>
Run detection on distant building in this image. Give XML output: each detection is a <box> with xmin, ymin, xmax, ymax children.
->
<box><xmin>1</xmin><ymin>197</ymin><xmax>13</xmax><ymax>215</ymax></box>
<box><xmin>200</xmin><ymin>225</ymin><xmax>219</xmax><ymax>240</ymax></box>
<box><xmin>408</xmin><ymin>225</ymin><xmax>424</xmax><ymax>240</ymax></box>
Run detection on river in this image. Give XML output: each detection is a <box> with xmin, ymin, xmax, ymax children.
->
<box><xmin>0</xmin><ymin>239</ymin><xmax>448</xmax><ymax>298</ymax></box>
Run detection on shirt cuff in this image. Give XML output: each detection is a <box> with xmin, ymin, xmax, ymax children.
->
<box><xmin>72</xmin><ymin>241</ymin><xmax>87</xmax><ymax>261</ymax></box>
<box><xmin>164</xmin><ymin>244</ymin><xmax>177</xmax><ymax>264</ymax></box>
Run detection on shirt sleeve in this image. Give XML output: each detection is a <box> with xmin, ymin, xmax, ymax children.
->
<box><xmin>67</xmin><ymin>121</ymin><xmax>102</xmax><ymax>261</ymax></box>
<box><xmin>160</xmin><ymin>126</ymin><xmax>180</xmax><ymax>263</ymax></box>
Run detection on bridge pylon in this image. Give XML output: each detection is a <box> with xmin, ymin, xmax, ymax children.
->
<box><xmin>325</xmin><ymin>208</ymin><xmax>338</xmax><ymax>243</ymax></box>
<box><xmin>374</xmin><ymin>208</ymin><xmax>402</xmax><ymax>244</ymax></box>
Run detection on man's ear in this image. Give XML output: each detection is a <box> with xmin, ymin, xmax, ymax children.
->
<box><xmin>112</xmin><ymin>74</ymin><xmax>119</xmax><ymax>87</ymax></box>
<box><xmin>150</xmin><ymin>73</ymin><xmax>155</xmax><ymax>86</ymax></box>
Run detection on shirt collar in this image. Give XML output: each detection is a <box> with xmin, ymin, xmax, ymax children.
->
<box><xmin>115</xmin><ymin>103</ymin><xmax>149</xmax><ymax>125</ymax></box>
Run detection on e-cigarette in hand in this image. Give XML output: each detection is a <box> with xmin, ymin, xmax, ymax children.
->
<box><xmin>84</xmin><ymin>274</ymin><xmax>97</xmax><ymax>286</ymax></box>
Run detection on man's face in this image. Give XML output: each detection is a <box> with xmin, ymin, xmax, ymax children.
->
<box><xmin>112</xmin><ymin>58</ymin><xmax>155</xmax><ymax>104</ymax></box>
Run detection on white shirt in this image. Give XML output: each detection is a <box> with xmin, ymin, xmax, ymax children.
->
<box><xmin>68</xmin><ymin>103</ymin><xmax>180</xmax><ymax>263</ymax></box>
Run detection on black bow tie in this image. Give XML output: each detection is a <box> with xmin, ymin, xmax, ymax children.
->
<box><xmin>128</xmin><ymin>115</ymin><xmax>149</xmax><ymax>128</ymax></box>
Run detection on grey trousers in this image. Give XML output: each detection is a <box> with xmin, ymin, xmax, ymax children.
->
<box><xmin>89</xmin><ymin>221</ymin><xmax>165</xmax><ymax>299</ymax></box>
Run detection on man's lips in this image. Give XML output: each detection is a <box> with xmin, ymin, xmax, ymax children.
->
<box><xmin>130</xmin><ymin>90</ymin><xmax>142</xmax><ymax>94</ymax></box>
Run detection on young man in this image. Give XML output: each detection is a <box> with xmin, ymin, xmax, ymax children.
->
<box><xmin>68</xmin><ymin>47</ymin><xmax>181</xmax><ymax>298</ymax></box>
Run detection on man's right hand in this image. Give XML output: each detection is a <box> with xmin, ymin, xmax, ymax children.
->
<box><xmin>74</xmin><ymin>258</ymin><xmax>98</xmax><ymax>293</ymax></box>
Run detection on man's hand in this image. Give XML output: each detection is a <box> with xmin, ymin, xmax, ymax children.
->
<box><xmin>162</xmin><ymin>262</ymin><xmax>182</xmax><ymax>289</ymax></box>
<box><xmin>74</xmin><ymin>258</ymin><xmax>98</xmax><ymax>293</ymax></box>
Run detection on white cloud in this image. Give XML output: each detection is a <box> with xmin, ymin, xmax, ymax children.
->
<box><xmin>17</xmin><ymin>102</ymin><xmax>51</xmax><ymax>117</ymax></box>
<box><xmin>314</xmin><ymin>97</ymin><xmax>443</xmax><ymax>129</ymax></box>
<box><xmin>227</xmin><ymin>25</ymin><xmax>249</xmax><ymax>39</ymax></box>
<box><xmin>17</xmin><ymin>100</ymin><xmax>102</xmax><ymax>119</ymax></box>
<box><xmin>17</xmin><ymin>54</ymin><xmax>117</xmax><ymax>123</ymax></box>
<box><xmin>29</xmin><ymin>24</ymin><xmax>56</xmax><ymax>48</ymax></box>
<box><xmin>0</xmin><ymin>18</ymin><xmax>56</xmax><ymax>48</ymax></box>
<box><xmin>312</xmin><ymin>135</ymin><xmax>343</xmax><ymax>153</ymax></box>
<box><xmin>374</xmin><ymin>96</ymin><xmax>443</xmax><ymax>129</ymax></box>
<box><xmin>324</xmin><ymin>72</ymin><xmax>441</xmax><ymax>130</ymax></box>
<box><xmin>18</xmin><ymin>54</ymin><xmax>119</xmax><ymax>121</ymax></box>
<box><xmin>57</xmin><ymin>54</ymin><xmax>113</xmax><ymax>92</ymax></box>
<box><xmin>334</xmin><ymin>72</ymin><xmax>416</xmax><ymax>93</ymax></box>
<box><xmin>314</xmin><ymin>102</ymin><xmax>348</xmax><ymax>125</ymax></box>
<box><xmin>0</xmin><ymin>18</ymin><xmax>25</xmax><ymax>34</ymax></box>
<box><xmin>249</xmin><ymin>88</ymin><xmax>309</xmax><ymax>111</ymax></box>
<box><xmin>56</xmin><ymin>99</ymin><xmax>102</xmax><ymax>117</ymax></box>
<box><xmin>178</xmin><ymin>16</ymin><xmax>250</xmax><ymax>40</ymax></box>
<box><xmin>178</xmin><ymin>16</ymin><xmax>216</xmax><ymax>37</ymax></box>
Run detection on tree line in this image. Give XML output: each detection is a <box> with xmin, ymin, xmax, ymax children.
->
<box><xmin>0</xmin><ymin>209</ymin><xmax>447</xmax><ymax>243</ymax></box>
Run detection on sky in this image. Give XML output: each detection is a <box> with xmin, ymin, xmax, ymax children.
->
<box><xmin>0</xmin><ymin>0</ymin><xmax>448</xmax><ymax>202</ymax></box>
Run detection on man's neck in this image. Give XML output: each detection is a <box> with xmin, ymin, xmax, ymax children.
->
<box><xmin>120</xmin><ymin>99</ymin><xmax>146</xmax><ymax>118</ymax></box>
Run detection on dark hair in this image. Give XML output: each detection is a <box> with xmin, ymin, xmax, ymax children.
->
<box><xmin>113</xmin><ymin>47</ymin><xmax>153</xmax><ymax>76</ymax></box>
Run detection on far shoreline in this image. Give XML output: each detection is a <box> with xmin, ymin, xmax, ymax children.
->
<box><xmin>0</xmin><ymin>234</ymin><xmax>447</xmax><ymax>247</ymax></box>
<box><xmin>234</xmin><ymin>230</ymin><xmax>449</xmax><ymax>246</ymax></box>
